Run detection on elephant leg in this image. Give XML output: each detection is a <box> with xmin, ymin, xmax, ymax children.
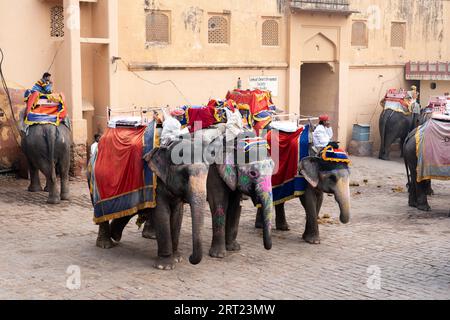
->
<box><xmin>59</xmin><ymin>153</ymin><xmax>70</xmax><ymax>201</ymax></box>
<box><xmin>255</xmin><ymin>207</ymin><xmax>264</xmax><ymax>229</ymax></box>
<box><xmin>225</xmin><ymin>191</ymin><xmax>241</xmax><ymax>252</ymax></box>
<box><xmin>96</xmin><ymin>221</ymin><xmax>115</xmax><ymax>249</ymax></box>
<box><xmin>142</xmin><ymin>212</ymin><xmax>157</xmax><ymax>239</ymax></box>
<box><xmin>110</xmin><ymin>215</ymin><xmax>133</xmax><ymax>242</ymax></box>
<box><xmin>170</xmin><ymin>201</ymin><xmax>184</xmax><ymax>263</ymax></box>
<box><xmin>300</xmin><ymin>187</ymin><xmax>320</xmax><ymax>244</ymax></box>
<box><xmin>316</xmin><ymin>192</ymin><xmax>324</xmax><ymax>215</ymax></box>
<box><xmin>424</xmin><ymin>180</ymin><xmax>434</xmax><ymax>196</ymax></box>
<box><xmin>275</xmin><ymin>203</ymin><xmax>290</xmax><ymax>231</ymax></box>
<box><xmin>416</xmin><ymin>181</ymin><xmax>431</xmax><ymax>211</ymax></box>
<box><xmin>28</xmin><ymin>164</ymin><xmax>42</xmax><ymax>192</ymax></box>
<box><xmin>42</xmin><ymin>162</ymin><xmax>60</xmax><ymax>204</ymax></box>
<box><xmin>153</xmin><ymin>199</ymin><xmax>176</xmax><ymax>270</ymax></box>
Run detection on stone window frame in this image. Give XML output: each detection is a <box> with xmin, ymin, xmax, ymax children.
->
<box><xmin>261</xmin><ymin>17</ymin><xmax>281</xmax><ymax>47</ymax></box>
<box><xmin>50</xmin><ymin>5</ymin><xmax>65</xmax><ymax>38</ymax></box>
<box><xmin>207</xmin><ymin>13</ymin><xmax>230</xmax><ymax>45</ymax></box>
<box><xmin>391</xmin><ymin>21</ymin><xmax>406</xmax><ymax>49</ymax></box>
<box><xmin>145</xmin><ymin>10</ymin><xmax>171</xmax><ymax>46</ymax></box>
<box><xmin>351</xmin><ymin>20</ymin><xmax>368</xmax><ymax>47</ymax></box>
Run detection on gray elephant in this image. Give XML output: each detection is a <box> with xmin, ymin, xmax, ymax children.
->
<box><xmin>379</xmin><ymin>108</ymin><xmax>419</xmax><ymax>160</ymax></box>
<box><xmin>403</xmin><ymin>119</ymin><xmax>449</xmax><ymax>211</ymax></box>
<box><xmin>255</xmin><ymin>155</ymin><xmax>351</xmax><ymax>244</ymax></box>
<box><xmin>95</xmin><ymin>139</ymin><xmax>208</xmax><ymax>270</ymax></box>
<box><xmin>22</xmin><ymin>123</ymin><xmax>71</xmax><ymax>204</ymax></box>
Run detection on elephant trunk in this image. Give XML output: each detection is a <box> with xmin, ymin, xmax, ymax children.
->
<box><xmin>188</xmin><ymin>174</ymin><xmax>207</xmax><ymax>265</ymax></box>
<box><xmin>255</xmin><ymin>176</ymin><xmax>273</xmax><ymax>250</ymax></box>
<box><xmin>334</xmin><ymin>176</ymin><xmax>351</xmax><ymax>224</ymax></box>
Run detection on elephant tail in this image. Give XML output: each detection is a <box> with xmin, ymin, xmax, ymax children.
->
<box><xmin>46</xmin><ymin>125</ymin><xmax>58</xmax><ymax>183</ymax></box>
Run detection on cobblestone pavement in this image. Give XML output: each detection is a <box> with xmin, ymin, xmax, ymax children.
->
<box><xmin>0</xmin><ymin>157</ymin><xmax>449</xmax><ymax>300</ymax></box>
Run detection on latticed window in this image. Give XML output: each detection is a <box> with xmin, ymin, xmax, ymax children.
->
<box><xmin>208</xmin><ymin>15</ymin><xmax>229</xmax><ymax>44</ymax></box>
<box><xmin>50</xmin><ymin>5</ymin><xmax>64</xmax><ymax>37</ymax></box>
<box><xmin>391</xmin><ymin>22</ymin><xmax>406</xmax><ymax>48</ymax></box>
<box><xmin>146</xmin><ymin>11</ymin><xmax>170</xmax><ymax>44</ymax></box>
<box><xmin>262</xmin><ymin>19</ymin><xmax>279</xmax><ymax>46</ymax></box>
<box><xmin>351</xmin><ymin>21</ymin><xmax>367</xmax><ymax>47</ymax></box>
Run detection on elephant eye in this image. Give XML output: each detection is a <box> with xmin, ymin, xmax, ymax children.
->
<box><xmin>330</xmin><ymin>175</ymin><xmax>337</xmax><ymax>183</ymax></box>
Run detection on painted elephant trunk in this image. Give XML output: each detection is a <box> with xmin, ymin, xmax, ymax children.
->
<box><xmin>334</xmin><ymin>178</ymin><xmax>351</xmax><ymax>224</ymax></box>
<box><xmin>188</xmin><ymin>174</ymin><xmax>207</xmax><ymax>265</ymax></box>
<box><xmin>255</xmin><ymin>176</ymin><xmax>273</xmax><ymax>250</ymax></box>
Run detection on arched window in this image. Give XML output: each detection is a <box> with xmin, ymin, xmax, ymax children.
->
<box><xmin>50</xmin><ymin>5</ymin><xmax>64</xmax><ymax>38</ymax></box>
<box><xmin>208</xmin><ymin>15</ymin><xmax>229</xmax><ymax>44</ymax></box>
<box><xmin>146</xmin><ymin>11</ymin><xmax>170</xmax><ymax>44</ymax></box>
<box><xmin>351</xmin><ymin>21</ymin><xmax>368</xmax><ymax>47</ymax></box>
<box><xmin>262</xmin><ymin>19</ymin><xmax>279</xmax><ymax>46</ymax></box>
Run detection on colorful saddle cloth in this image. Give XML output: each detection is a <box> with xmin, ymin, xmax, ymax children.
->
<box><xmin>24</xmin><ymin>91</ymin><xmax>67</xmax><ymax>126</ymax></box>
<box><xmin>416</xmin><ymin>118</ymin><xmax>450</xmax><ymax>182</ymax></box>
<box><xmin>382</xmin><ymin>89</ymin><xmax>413</xmax><ymax>115</ymax></box>
<box><xmin>266</xmin><ymin>125</ymin><xmax>310</xmax><ymax>205</ymax></box>
<box><xmin>226</xmin><ymin>89</ymin><xmax>274</xmax><ymax>132</ymax></box>
<box><xmin>88</xmin><ymin>122</ymin><xmax>159</xmax><ymax>224</ymax></box>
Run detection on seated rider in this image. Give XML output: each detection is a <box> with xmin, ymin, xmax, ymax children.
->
<box><xmin>24</xmin><ymin>72</ymin><xmax>53</xmax><ymax>101</ymax></box>
<box><xmin>313</xmin><ymin>114</ymin><xmax>334</xmax><ymax>151</ymax></box>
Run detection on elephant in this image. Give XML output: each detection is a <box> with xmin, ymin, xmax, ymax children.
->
<box><xmin>379</xmin><ymin>108</ymin><xmax>419</xmax><ymax>160</ymax></box>
<box><xmin>207</xmin><ymin>158</ymin><xmax>274</xmax><ymax>258</ymax></box>
<box><xmin>21</xmin><ymin>123</ymin><xmax>71</xmax><ymax>204</ymax></box>
<box><xmin>403</xmin><ymin>127</ymin><xmax>442</xmax><ymax>212</ymax></box>
<box><xmin>95</xmin><ymin>139</ymin><xmax>209</xmax><ymax>270</ymax></box>
<box><xmin>255</xmin><ymin>156</ymin><xmax>351</xmax><ymax>244</ymax></box>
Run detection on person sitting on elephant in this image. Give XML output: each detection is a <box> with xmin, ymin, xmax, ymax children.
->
<box><xmin>313</xmin><ymin>114</ymin><xmax>333</xmax><ymax>150</ymax></box>
<box><xmin>24</xmin><ymin>72</ymin><xmax>53</xmax><ymax>102</ymax></box>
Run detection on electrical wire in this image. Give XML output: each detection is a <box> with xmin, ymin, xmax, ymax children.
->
<box><xmin>47</xmin><ymin>40</ymin><xmax>64</xmax><ymax>72</ymax></box>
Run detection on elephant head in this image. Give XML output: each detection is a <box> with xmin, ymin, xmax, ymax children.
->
<box><xmin>299</xmin><ymin>157</ymin><xmax>351</xmax><ymax>224</ymax></box>
<box><xmin>215</xmin><ymin>135</ymin><xmax>274</xmax><ymax>250</ymax></box>
<box><xmin>144</xmin><ymin>139</ymin><xmax>209</xmax><ymax>265</ymax></box>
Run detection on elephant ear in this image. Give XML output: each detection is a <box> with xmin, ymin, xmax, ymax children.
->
<box><xmin>299</xmin><ymin>157</ymin><xmax>320</xmax><ymax>188</ymax></box>
<box><xmin>144</xmin><ymin>146</ymin><xmax>170</xmax><ymax>184</ymax></box>
<box><xmin>216</xmin><ymin>164</ymin><xmax>238</xmax><ymax>191</ymax></box>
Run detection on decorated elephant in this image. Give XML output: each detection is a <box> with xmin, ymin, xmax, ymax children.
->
<box><xmin>90</xmin><ymin>123</ymin><xmax>209</xmax><ymax>270</ymax></box>
<box><xmin>22</xmin><ymin>124</ymin><xmax>71</xmax><ymax>204</ymax></box>
<box><xmin>403</xmin><ymin>116</ymin><xmax>450</xmax><ymax>211</ymax></box>
<box><xmin>254</xmin><ymin>144</ymin><xmax>351</xmax><ymax>244</ymax></box>
<box><xmin>379</xmin><ymin>89</ymin><xmax>420</xmax><ymax>160</ymax></box>
<box><xmin>206</xmin><ymin>133</ymin><xmax>274</xmax><ymax>258</ymax></box>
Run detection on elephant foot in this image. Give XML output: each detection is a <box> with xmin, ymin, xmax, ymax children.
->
<box><xmin>302</xmin><ymin>233</ymin><xmax>321</xmax><ymax>245</ymax></box>
<box><xmin>173</xmin><ymin>251</ymin><xmax>183</xmax><ymax>263</ymax></box>
<box><xmin>110</xmin><ymin>222</ymin><xmax>125</xmax><ymax>243</ymax></box>
<box><xmin>153</xmin><ymin>256</ymin><xmax>176</xmax><ymax>270</ymax></box>
<box><xmin>28</xmin><ymin>185</ymin><xmax>43</xmax><ymax>192</ymax></box>
<box><xmin>47</xmin><ymin>197</ymin><xmax>60</xmax><ymax>205</ymax></box>
<box><xmin>276</xmin><ymin>222</ymin><xmax>290</xmax><ymax>231</ymax></box>
<box><xmin>96</xmin><ymin>237</ymin><xmax>116</xmax><ymax>249</ymax></box>
<box><xmin>254</xmin><ymin>221</ymin><xmax>264</xmax><ymax>229</ymax></box>
<box><xmin>209</xmin><ymin>245</ymin><xmax>226</xmax><ymax>258</ymax></box>
<box><xmin>142</xmin><ymin>226</ymin><xmax>156</xmax><ymax>240</ymax></box>
<box><xmin>408</xmin><ymin>200</ymin><xmax>417</xmax><ymax>208</ymax></box>
<box><xmin>417</xmin><ymin>204</ymin><xmax>431</xmax><ymax>212</ymax></box>
<box><xmin>379</xmin><ymin>156</ymin><xmax>390</xmax><ymax>161</ymax></box>
<box><xmin>61</xmin><ymin>192</ymin><xmax>70</xmax><ymax>201</ymax></box>
<box><xmin>226</xmin><ymin>240</ymin><xmax>241</xmax><ymax>252</ymax></box>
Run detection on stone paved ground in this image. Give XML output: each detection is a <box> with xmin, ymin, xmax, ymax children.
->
<box><xmin>0</xmin><ymin>157</ymin><xmax>449</xmax><ymax>300</ymax></box>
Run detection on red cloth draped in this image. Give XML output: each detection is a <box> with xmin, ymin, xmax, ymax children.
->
<box><xmin>267</xmin><ymin>127</ymin><xmax>304</xmax><ymax>187</ymax></box>
<box><xmin>187</xmin><ymin>105</ymin><xmax>217</xmax><ymax>133</ymax></box>
<box><xmin>226</xmin><ymin>89</ymin><xmax>272</xmax><ymax>115</ymax></box>
<box><xmin>95</xmin><ymin>127</ymin><xmax>146</xmax><ymax>199</ymax></box>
